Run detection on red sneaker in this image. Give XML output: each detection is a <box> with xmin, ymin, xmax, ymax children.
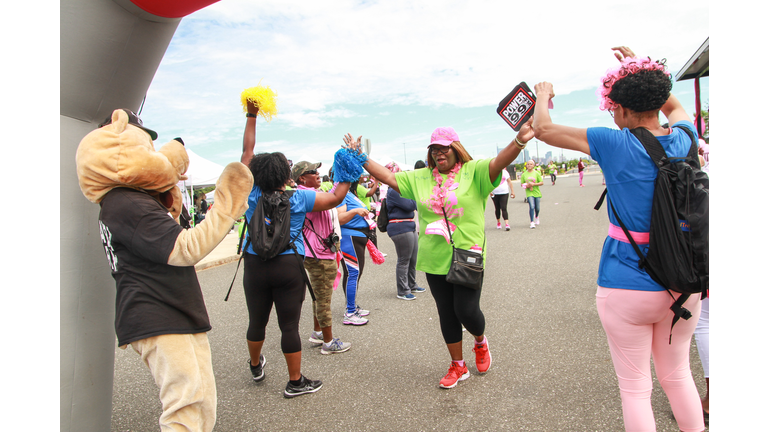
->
<box><xmin>474</xmin><ymin>339</ymin><xmax>492</xmax><ymax>374</ymax></box>
<box><xmin>439</xmin><ymin>362</ymin><xmax>470</xmax><ymax>389</ymax></box>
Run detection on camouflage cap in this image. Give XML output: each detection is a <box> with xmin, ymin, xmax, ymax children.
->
<box><xmin>291</xmin><ymin>161</ymin><xmax>322</xmax><ymax>182</ymax></box>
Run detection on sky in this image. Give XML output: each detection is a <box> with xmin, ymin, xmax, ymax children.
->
<box><xmin>138</xmin><ymin>0</ymin><xmax>710</xmax><ymax>175</ymax></box>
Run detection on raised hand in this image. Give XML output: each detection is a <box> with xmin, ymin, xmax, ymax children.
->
<box><xmin>246</xmin><ymin>99</ymin><xmax>260</xmax><ymax>116</ymax></box>
<box><xmin>517</xmin><ymin>117</ymin><xmax>535</xmax><ymax>143</ymax></box>
<box><xmin>343</xmin><ymin>133</ymin><xmax>363</xmax><ymax>153</ymax></box>
<box><xmin>611</xmin><ymin>46</ymin><xmax>636</xmax><ymax>62</ymax></box>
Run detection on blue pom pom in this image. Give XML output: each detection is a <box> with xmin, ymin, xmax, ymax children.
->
<box><xmin>332</xmin><ymin>148</ymin><xmax>368</xmax><ymax>182</ymax></box>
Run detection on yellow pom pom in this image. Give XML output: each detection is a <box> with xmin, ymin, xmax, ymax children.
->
<box><xmin>241</xmin><ymin>85</ymin><xmax>278</xmax><ymax>122</ymax></box>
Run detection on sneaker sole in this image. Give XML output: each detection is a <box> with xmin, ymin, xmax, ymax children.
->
<box><xmin>439</xmin><ymin>372</ymin><xmax>470</xmax><ymax>389</ymax></box>
<box><xmin>284</xmin><ymin>383</ymin><xmax>323</xmax><ymax>398</ymax></box>
<box><xmin>308</xmin><ymin>337</ymin><xmax>323</xmax><ymax>345</ymax></box>
<box><xmin>320</xmin><ymin>345</ymin><xmax>351</xmax><ymax>355</ymax></box>
<box><xmin>396</xmin><ymin>296</ymin><xmax>416</xmax><ymax>300</ymax></box>
<box><xmin>343</xmin><ymin>319</ymin><xmax>368</xmax><ymax>325</ymax></box>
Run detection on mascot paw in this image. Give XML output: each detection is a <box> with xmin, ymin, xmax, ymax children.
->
<box><xmin>213</xmin><ymin>162</ymin><xmax>254</xmax><ymax>220</ymax></box>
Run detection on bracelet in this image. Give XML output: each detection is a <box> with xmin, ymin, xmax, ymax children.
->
<box><xmin>246</xmin><ymin>113</ymin><xmax>257</xmax><ymax>118</ymax></box>
<box><xmin>514</xmin><ymin>137</ymin><xmax>527</xmax><ymax>149</ymax></box>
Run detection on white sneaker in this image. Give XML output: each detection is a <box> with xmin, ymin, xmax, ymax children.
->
<box><xmin>535</xmin><ymin>217</ymin><xmax>540</xmax><ymax>225</ymax></box>
<box><xmin>530</xmin><ymin>222</ymin><xmax>536</xmax><ymax>229</ymax></box>
<box><xmin>308</xmin><ymin>331</ymin><xmax>323</xmax><ymax>345</ymax></box>
<box><xmin>320</xmin><ymin>338</ymin><xmax>352</xmax><ymax>355</ymax></box>
<box><xmin>343</xmin><ymin>312</ymin><xmax>368</xmax><ymax>326</ymax></box>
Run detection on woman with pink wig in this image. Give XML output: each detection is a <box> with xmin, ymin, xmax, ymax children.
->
<box><xmin>532</xmin><ymin>46</ymin><xmax>705</xmax><ymax>431</ymax></box>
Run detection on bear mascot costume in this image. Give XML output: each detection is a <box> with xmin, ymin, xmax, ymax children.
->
<box><xmin>75</xmin><ymin>108</ymin><xmax>253</xmax><ymax>431</ymax></box>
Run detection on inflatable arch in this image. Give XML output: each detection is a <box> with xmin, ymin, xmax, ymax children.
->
<box><xmin>61</xmin><ymin>1</ymin><xmax>217</xmax><ymax>430</ymax></box>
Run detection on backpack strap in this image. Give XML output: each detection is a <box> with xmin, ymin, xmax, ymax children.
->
<box><xmin>606</xmin><ymin>196</ymin><xmax>648</xmax><ymax>270</ymax></box>
<box><xmin>225</xmin><ymin>215</ymin><xmax>250</xmax><ymax>301</ymax></box>
<box><xmin>630</xmin><ymin>125</ymin><xmax>699</xmax><ymax>167</ymax></box>
<box><xmin>288</xmin><ymin>232</ymin><xmax>316</xmax><ymax>302</ymax></box>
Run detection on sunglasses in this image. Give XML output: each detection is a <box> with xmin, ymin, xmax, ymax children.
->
<box><xmin>430</xmin><ymin>146</ymin><xmax>452</xmax><ymax>156</ymax></box>
<box><xmin>303</xmin><ymin>170</ymin><xmax>318</xmax><ymax>175</ymax></box>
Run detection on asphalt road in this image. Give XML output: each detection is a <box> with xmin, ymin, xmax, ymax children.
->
<box><xmin>111</xmin><ymin>172</ymin><xmax>707</xmax><ymax>431</ymax></box>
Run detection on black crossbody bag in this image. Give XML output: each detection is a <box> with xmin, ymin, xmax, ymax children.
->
<box><xmin>442</xmin><ymin>206</ymin><xmax>484</xmax><ymax>290</ymax></box>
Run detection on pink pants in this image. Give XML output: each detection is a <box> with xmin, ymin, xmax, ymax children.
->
<box><xmin>579</xmin><ymin>171</ymin><xmax>584</xmax><ymax>185</ymax></box>
<box><xmin>596</xmin><ymin>287</ymin><xmax>704</xmax><ymax>432</ymax></box>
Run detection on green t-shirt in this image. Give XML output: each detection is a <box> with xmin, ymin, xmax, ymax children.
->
<box><xmin>395</xmin><ymin>159</ymin><xmax>500</xmax><ymax>275</ymax></box>
<box><xmin>356</xmin><ymin>184</ymin><xmax>372</xmax><ymax>210</ymax></box>
<box><xmin>521</xmin><ymin>170</ymin><xmax>543</xmax><ymax>198</ymax></box>
<box><xmin>320</xmin><ymin>182</ymin><xmax>333</xmax><ymax>192</ymax></box>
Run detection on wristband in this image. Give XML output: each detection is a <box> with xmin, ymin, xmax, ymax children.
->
<box><xmin>515</xmin><ymin>137</ymin><xmax>527</xmax><ymax>149</ymax></box>
<box><xmin>246</xmin><ymin>113</ymin><xmax>257</xmax><ymax>118</ymax></box>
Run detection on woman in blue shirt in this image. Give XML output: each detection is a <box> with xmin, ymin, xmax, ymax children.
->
<box><xmin>240</xmin><ymin>103</ymin><xmax>352</xmax><ymax>398</ymax></box>
<box><xmin>531</xmin><ymin>46</ymin><xmax>705</xmax><ymax>432</ymax></box>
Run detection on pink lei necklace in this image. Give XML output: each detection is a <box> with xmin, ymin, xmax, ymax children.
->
<box><xmin>429</xmin><ymin>162</ymin><xmax>462</xmax><ymax>216</ymax></box>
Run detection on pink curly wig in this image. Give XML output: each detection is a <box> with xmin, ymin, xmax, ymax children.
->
<box><xmin>597</xmin><ymin>56</ymin><xmax>670</xmax><ymax>111</ymax></box>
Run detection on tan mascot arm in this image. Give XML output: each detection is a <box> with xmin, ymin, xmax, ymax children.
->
<box><xmin>167</xmin><ymin>162</ymin><xmax>253</xmax><ymax>266</ymax></box>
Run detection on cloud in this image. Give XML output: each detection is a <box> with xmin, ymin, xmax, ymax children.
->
<box><xmin>139</xmin><ymin>0</ymin><xmax>708</xmax><ymax>168</ymax></box>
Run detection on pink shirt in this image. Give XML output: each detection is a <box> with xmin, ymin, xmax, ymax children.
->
<box><xmin>298</xmin><ymin>185</ymin><xmax>336</xmax><ymax>259</ymax></box>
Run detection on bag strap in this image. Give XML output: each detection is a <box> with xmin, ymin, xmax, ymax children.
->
<box><xmin>225</xmin><ymin>215</ymin><xmax>251</xmax><ymax>301</ymax></box>
<box><xmin>289</xmin><ymin>239</ymin><xmax>316</xmax><ymax>302</ymax></box>
<box><xmin>441</xmin><ymin>206</ymin><xmax>455</xmax><ymax>247</ymax></box>
<box><xmin>302</xmin><ymin>230</ymin><xmax>318</xmax><ymax>260</ymax></box>
<box><xmin>440</xmin><ymin>205</ymin><xmax>486</xmax><ymax>251</ymax></box>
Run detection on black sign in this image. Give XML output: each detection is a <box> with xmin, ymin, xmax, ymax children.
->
<box><xmin>497</xmin><ymin>82</ymin><xmax>536</xmax><ymax>131</ymax></box>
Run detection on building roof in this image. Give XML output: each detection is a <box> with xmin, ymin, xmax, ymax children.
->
<box><xmin>675</xmin><ymin>38</ymin><xmax>709</xmax><ymax>81</ymax></box>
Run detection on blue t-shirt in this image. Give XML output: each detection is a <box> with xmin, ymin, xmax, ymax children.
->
<box><xmin>244</xmin><ymin>185</ymin><xmax>316</xmax><ymax>257</ymax></box>
<box><xmin>587</xmin><ymin>120</ymin><xmax>698</xmax><ymax>291</ymax></box>
<box><xmin>337</xmin><ymin>192</ymin><xmax>369</xmax><ymax>238</ymax></box>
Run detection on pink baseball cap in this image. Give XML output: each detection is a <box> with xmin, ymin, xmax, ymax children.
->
<box><xmin>430</xmin><ymin>127</ymin><xmax>460</xmax><ymax>147</ymax></box>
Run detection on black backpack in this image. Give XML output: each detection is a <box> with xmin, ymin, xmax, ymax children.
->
<box><xmin>595</xmin><ymin>126</ymin><xmax>708</xmax><ymax>341</ymax></box>
<box><xmin>225</xmin><ymin>189</ymin><xmax>314</xmax><ymax>301</ymax></box>
<box><xmin>377</xmin><ymin>199</ymin><xmax>389</xmax><ymax>233</ymax></box>
<box><xmin>247</xmin><ymin>190</ymin><xmax>295</xmax><ymax>260</ymax></box>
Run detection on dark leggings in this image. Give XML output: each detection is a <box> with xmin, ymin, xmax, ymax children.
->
<box><xmin>243</xmin><ymin>253</ymin><xmax>306</xmax><ymax>354</ymax></box>
<box><xmin>491</xmin><ymin>193</ymin><xmax>509</xmax><ymax>220</ymax></box>
<box><xmin>426</xmin><ymin>273</ymin><xmax>486</xmax><ymax>344</ymax></box>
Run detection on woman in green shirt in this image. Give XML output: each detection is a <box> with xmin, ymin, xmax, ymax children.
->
<box><xmin>343</xmin><ymin>119</ymin><xmax>534</xmax><ymax>389</ymax></box>
<box><xmin>521</xmin><ymin>160</ymin><xmax>543</xmax><ymax>229</ymax></box>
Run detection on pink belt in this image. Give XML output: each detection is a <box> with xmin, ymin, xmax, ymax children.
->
<box><xmin>608</xmin><ymin>223</ymin><xmax>649</xmax><ymax>244</ymax></box>
<box><xmin>389</xmin><ymin>218</ymin><xmax>414</xmax><ymax>223</ymax></box>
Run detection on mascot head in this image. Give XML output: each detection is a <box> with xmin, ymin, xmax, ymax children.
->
<box><xmin>76</xmin><ymin>108</ymin><xmax>190</xmax><ymax>219</ymax></box>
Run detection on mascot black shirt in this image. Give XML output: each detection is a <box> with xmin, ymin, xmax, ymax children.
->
<box><xmin>99</xmin><ymin>187</ymin><xmax>211</xmax><ymax>346</ymax></box>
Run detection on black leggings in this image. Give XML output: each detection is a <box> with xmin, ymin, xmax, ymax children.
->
<box><xmin>243</xmin><ymin>253</ymin><xmax>306</xmax><ymax>354</ymax></box>
<box><xmin>426</xmin><ymin>273</ymin><xmax>486</xmax><ymax>344</ymax></box>
<box><xmin>491</xmin><ymin>193</ymin><xmax>509</xmax><ymax>220</ymax></box>
<box><xmin>550</xmin><ymin>173</ymin><xmax>556</xmax><ymax>183</ymax></box>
